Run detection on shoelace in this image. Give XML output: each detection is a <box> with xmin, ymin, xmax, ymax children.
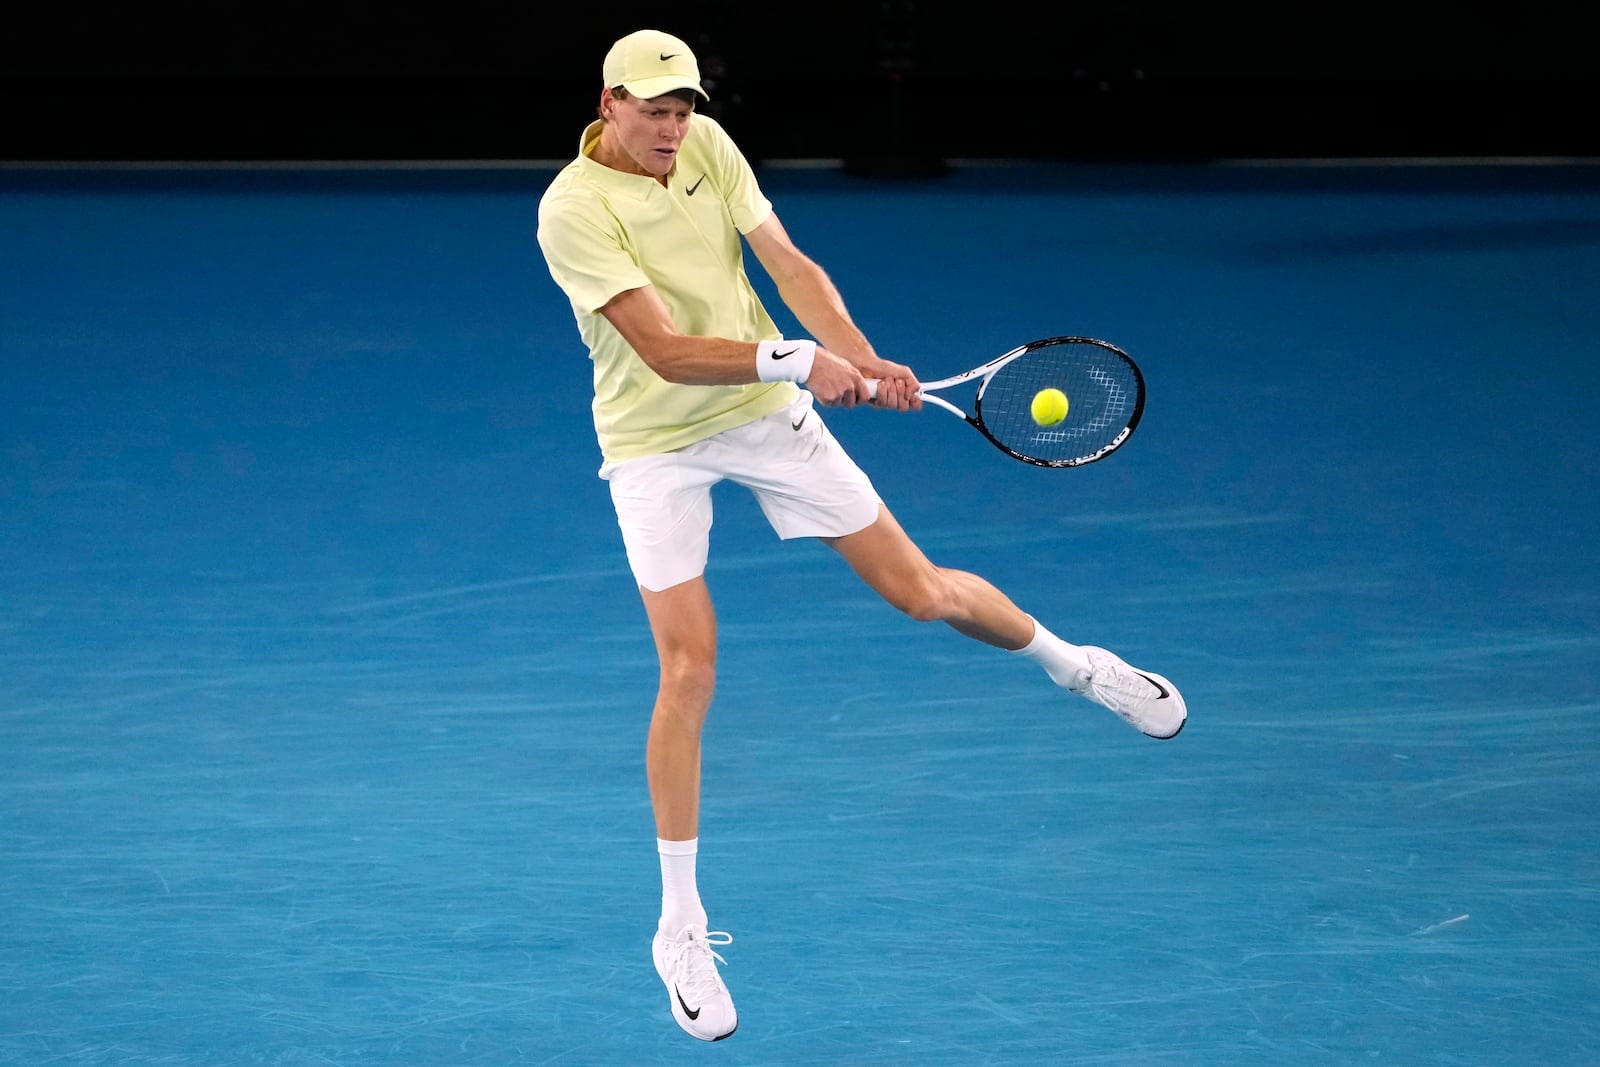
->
<box><xmin>1086</xmin><ymin>657</ymin><xmax>1158</xmax><ymax>715</ymax></box>
<box><xmin>666</xmin><ymin>929</ymin><xmax>732</xmax><ymax>1006</ymax></box>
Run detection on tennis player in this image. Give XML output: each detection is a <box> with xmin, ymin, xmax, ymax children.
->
<box><xmin>536</xmin><ymin>28</ymin><xmax>1188</xmax><ymax>1042</ymax></box>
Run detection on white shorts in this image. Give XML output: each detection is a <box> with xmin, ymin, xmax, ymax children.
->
<box><xmin>599</xmin><ymin>392</ymin><xmax>883</xmax><ymax>591</ymax></box>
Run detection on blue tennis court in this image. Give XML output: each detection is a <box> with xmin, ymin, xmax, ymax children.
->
<box><xmin>3</xmin><ymin>160</ymin><xmax>1597</xmax><ymax>1065</ymax></box>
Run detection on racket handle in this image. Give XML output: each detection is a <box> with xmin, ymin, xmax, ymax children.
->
<box><xmin>863</xmin><ymin>378</ymin><xmax>930</xmax><ymax>401</ymax></box>
<box><xmin>863</xmin><ymin>378</ymin><xmax>925</xmax><ymax>400</ymax></box>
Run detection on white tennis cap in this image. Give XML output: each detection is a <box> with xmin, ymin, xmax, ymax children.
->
<box><xmin>602</xmin><ymin>29</ymin><xmax>709</xmax><ymax>100</ymax></box>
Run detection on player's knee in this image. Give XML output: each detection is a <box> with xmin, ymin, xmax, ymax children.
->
<box><xmin>659</xmin><ymin>652</ymin><xmax>717</xmax><ymax>705</ymax></box>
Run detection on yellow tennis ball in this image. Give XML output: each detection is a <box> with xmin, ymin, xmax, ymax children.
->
<box><xmin>1031</xmin><ymin>387</ymin><xmax>1069</xmax><ymax>426</ymax></box>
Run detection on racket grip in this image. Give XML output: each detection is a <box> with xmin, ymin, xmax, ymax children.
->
<box><xmin>863</xmin><ymin>378</ymin><xmax>925</xmax><ymax>400</ymax></box>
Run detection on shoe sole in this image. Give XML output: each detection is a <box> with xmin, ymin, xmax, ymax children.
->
<box><xmin>1153</xmin><ymin>715</ymin><xmax>1185</xmax><ymax>740</ymax></box>
<box><xmin>666</xmin><ymin>997</ymin><xmax>738</xmax><ymax>1042</ymax></box>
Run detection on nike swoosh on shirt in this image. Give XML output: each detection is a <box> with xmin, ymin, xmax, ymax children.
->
<box><xmin>686</xmin><ymin>174</ymin><xmax>706</xmax><ymax>195</ymax></box>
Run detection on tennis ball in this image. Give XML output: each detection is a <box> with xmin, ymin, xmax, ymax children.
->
<box><xmin>1031</xmin><ymin>387</ymin><xmax>1069</xmax><ymax>426</ymax></box>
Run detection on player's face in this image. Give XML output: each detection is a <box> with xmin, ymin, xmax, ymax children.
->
<box><xmin>600</xmin><ymin>90</ymin><xmax>694</xmax><ymax>178</ymax></box>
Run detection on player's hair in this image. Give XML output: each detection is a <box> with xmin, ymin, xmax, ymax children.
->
<box><xmin>600</xmin><ymin>86</ymin><xmax>699</xmax><ymax>121</ymax></box>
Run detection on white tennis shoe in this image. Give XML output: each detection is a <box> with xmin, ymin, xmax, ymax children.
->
<box><xmin>1071</xmin><ymin>646</ymin><xmax>1187</xmax><ymax>739</ymax></box>
<box><xmin>652</xmin><ymin>924</ymin><xmax>738</xmax><ymax>1041</ymax></box>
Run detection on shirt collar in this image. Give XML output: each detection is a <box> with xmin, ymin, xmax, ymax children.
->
<box><xmin>576</xmin><ymin>120</ymin><xmax>672</xmax><ymax>200</ymax></box>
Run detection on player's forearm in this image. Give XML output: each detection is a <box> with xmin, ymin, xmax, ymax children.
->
<box><xmin>771</xmin><ymin>259</ymin><xmax>877</xmax><ymax>366</ymax></box>
<box><xmin>604</xmin><ymin>285</ymin><xmax>794</xmax><ymax>386</ymax></box>
<box><xmin>638</xmin><ymin>335</ymin><xmax>771</xmax><ymax>385</ymax></box>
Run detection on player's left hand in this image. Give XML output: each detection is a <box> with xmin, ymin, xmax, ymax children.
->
<box><xmin>865</xmin><ymin>361</ymin><xmax>922</xmax><ymax>412</ymax></box>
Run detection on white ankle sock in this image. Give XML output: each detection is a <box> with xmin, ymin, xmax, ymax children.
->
<box><xmin>658</xmin><ymin>837</ymin><xmax>709</xmax><ymax>935</ymax></box>
<box><xmin>1012</xmin><ymin>617</ymin><xmax>1092</xmax><ymax>688</ymax></box>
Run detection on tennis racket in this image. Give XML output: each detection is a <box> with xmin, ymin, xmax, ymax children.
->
<box><xmin>867</xmin><ymin>336</ymin><xmax>1146</xmax><ymax>467</ymax></box>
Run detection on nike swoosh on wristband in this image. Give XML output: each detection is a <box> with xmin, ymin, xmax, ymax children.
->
<box><xmin>771</xmin><ymin>347</ymin><xmax>799</xmax><ymax>359</ymax></box>
<box><xmin>686</xmin><ymin>174</ymin><xmax>706</xmax><ymax>195</ymax></box>
<box><xmin>1135</xmin><ymin>672</ymin><xmax>1170</xmax><ymax>699</ymax></box>
<box><xmin>675</xmin><ymin>986</ymin><xmax>701</xmax><ymax>1020</ymax></box>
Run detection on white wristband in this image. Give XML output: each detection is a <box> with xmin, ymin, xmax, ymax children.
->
<box><xmin>755</xmin><ymin>339</ymin><xmax>816</xmax><ymax>384</ymax></box>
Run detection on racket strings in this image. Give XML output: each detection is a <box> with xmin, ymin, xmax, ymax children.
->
<box><xmin>977</xmin><ymin>341</ymin><xmax>1142</xmax><ymax>464</ymax></box>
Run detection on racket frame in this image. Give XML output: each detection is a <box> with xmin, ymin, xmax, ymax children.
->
<box><xmin>917</xmin><ymin>336</ymin><xmax>1146</xmax><ymax>467</ymax></box>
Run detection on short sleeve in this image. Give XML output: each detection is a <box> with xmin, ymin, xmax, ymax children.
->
<box><xmin>537</xmin><ymin>189</ymin><xmax>651</xmax><ymax>314</ymax></box>
<box><xmin>700</xmin><ymin>117</ymin><xmax>772</xmax><ymax>235</ymax></box>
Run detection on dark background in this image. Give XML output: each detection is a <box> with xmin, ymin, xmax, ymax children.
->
<box><xmin>4</xmin><ymin>1</ymin><xmax>1596</xmax><ymax>165</ymax></box>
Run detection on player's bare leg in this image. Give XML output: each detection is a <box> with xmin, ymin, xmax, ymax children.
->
<box><xmin>637</xmin><ymin>576</ymin><xmax>738</xmax><ymax>1041</ymax></box>
<box><xmin>826</xmin><ymin>505</ymin><xmax>1186</xmax><ymax>738</ymax></box>
<box><xmin>639</xmin><ymin>577</ymin><xmax>717</xmax><ymax>843</ymax></box>
<box><xmin>824</xmin><ymin>505</ymin><xmax>1033</xmax><ymax>647</ymax></box>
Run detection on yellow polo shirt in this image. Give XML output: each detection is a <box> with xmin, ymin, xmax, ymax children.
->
<box><xmin>537</xmin><ymin>114</ymin><xmax>799</xmax><ymax>463</ymax></box>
